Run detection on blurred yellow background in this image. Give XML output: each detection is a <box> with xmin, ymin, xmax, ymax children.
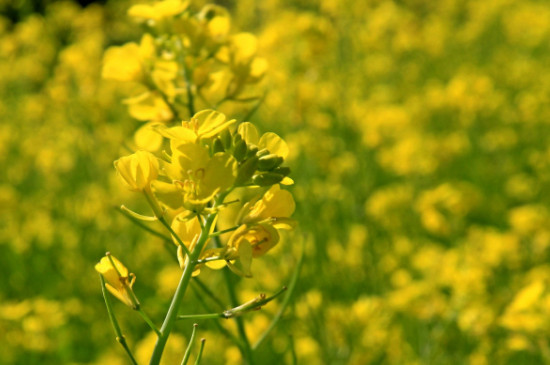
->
<box><xmin>2</xmin><ymin>0</ymin><xmax>550</xmax><ymax>364</ymax></box>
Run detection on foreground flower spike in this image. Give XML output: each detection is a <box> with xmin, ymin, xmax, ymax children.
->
<box><xmin>95</xmin><ymin>254</ymin><xmax>139</xmax><ymax>309</ymax></box>
<box><xmin>114</xmin><ymin>150</ymin><xmax>159</xmax><ymax>192</ymax></box>
<box><xmin>101</xmin><ymin>1</ymin><xmax>296</xmax><ymax>363</ymax></box>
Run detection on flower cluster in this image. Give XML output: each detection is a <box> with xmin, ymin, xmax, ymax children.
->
<box><xmin>102</xmin><ymin>0</ymin><xmax>267</xmax><ymax>153</ymax></box>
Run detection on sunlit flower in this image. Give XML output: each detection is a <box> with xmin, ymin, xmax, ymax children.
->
<box><xmin>114</xmin><ymin>150</ymin><xmax>159</xmax><ymax>192</ymax></box>
<box><xmin>95</xmin><ymin>255</ymin><xmax>138</xmax><ymax>308</ymax></box>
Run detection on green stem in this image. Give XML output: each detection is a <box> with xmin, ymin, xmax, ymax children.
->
<box><xmin>212</xmin><ymin>235</ymin><xmax>255</xmax><ymax>365</ymax></box>
<box><xmin>178</xmin><ymin>312</ymin><xmax>224</xmax><ymax>320</ymax></box>
<box><xmin>252</xmin><ymin>243</ymin><xmax>304</xmax><ymax>350</ymax></box>
<box><xmin>99</xmin><ymin>274</ymin><xmax>138</xmax><ymax>365</ymax></box>
<box><xmin>177</xmin><ymin>287</ymin><xmax>286</xmax><ymax>321</ymax></box>
<box><xmin>116</xmin><ymin>206</ymin><xmax>172</xmax><ymax>243</ymax></box>
<box><xmin>209</xmin><ymin>225</ymin><xmax>239</xmax><ymax>237</ymax></box>
<box><xmin>181</xmin><ymin>323</ymin><xmax>198</xmax><ymax>365</ymax></box>
<box><xmin>149</xmin><ymin>194</ymin><xmax>227</xmax><ymax>365</ymax></box>
<box><xmin>194</xmin><ymin>339</ymin><xmax>206</xmax><ymax>365</ymax></box>
<box><xmin>190</xmin><ymin>284</ymin><xmax>242</xmax><ymax>346</ymax></box>
<box><xmin>176</xmin><ymin>37</ymin><xmax>195</xmax><ymax>116</ymax></box>
<box><xmin>137</xmin><ymin>309</ymin><xmax>161</xmax><ymax>337</ymax></box>
<box><xmin>158</xmin><ymin>216</ymin><xmax>192</xmax><ymax>258</ymax></box>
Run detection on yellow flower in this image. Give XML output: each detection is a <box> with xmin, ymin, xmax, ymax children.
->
<box><xmin>155</xmin><ymin>110</ymin><xmax>236</xmax><ymax>146</ymax></box>
<box><xmin>102</xmin><ymin>43</ymin><xmax>143</xmax><ymax>82</ymax></box>
<box><xmin>95</xmin><ymin>255</ymin><xmax>138</xmax><ymax>308</ymax></box>
<box><xmin>165</xmin><ymin>141</ymin><xmax>237</xmax><ymax>210</ymax></box>
<box><xmin>228</xmin><ymin>222</ymin><xmax>280</xmax><ymax>258</ymax></box>
<box><xmin>242</xmin><ymin>184</ymin><xmax>295</xmax><ymax>226</ymax></box>
<box><xmin>128</xmin><ymin>0</ymin><xmax>189</xmax><ymax>22</ymax></box>
<box><xmin>237</xmin><ymin>122</ymin><xmax>289</xmax><ymax>159</ymax></box>
<box><xmin>102</xmin><ymin>34</ymin><xmax>156</xmax><ymax>83</ymax></box>
<box><xmin>114</xmin><ymin>150</ymin><xmax>159</xmax><ymax>192</ymax></box>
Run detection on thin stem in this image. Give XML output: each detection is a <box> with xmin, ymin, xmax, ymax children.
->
<box><xmin>99</xmin><ymin>274</ymin><xmax>138</xmax><ymax>365</ymax></box>
<box><xmin>149</xmin><ymin>194</ymin><xmax>228</xmax><ymax>365</ymax></box>
<box><xmin>116</xmin><ymin>206</ymin><xmax>172</xmax><ymax>242</ymax></box>
<box><xmin>178</xmin><ymin>312</ymin><xmax>224</xmax><ymax>320</ymax></box>
<box><xmin>212</xmin><ymin>235</ymin><xmax>255</xmax><ymax>365</ymax></box>
<box><xmin>252</xmin><ymin>244</ymin><xmax>304</xmax><ymax>350</ymax></box>
<box><xmin>194</xmin><ymin>256</ymin><xmax>225</xmax><ymax>264</ymax></box>
<box><xmin>181</xmin><ymin>323</ymin><xmax>198</xmax><ymax>365</ymax></box>
<box><xmin>209</xmin><ymin>225</ymin><xmax>239</xmax><ymax>237</ymax></box>
<box><xmin>158</xmin><ymin>216</ymin><xmax>192</xmax><ymax>258</ymax></box>
<box><xmin>177</xmin><ymin>287</ymin><xmax>286</xmax><ymax>321</ymax></box>
<box><xmin>194</xmin><ymin>339</ymin><xmax>206</xmax><ymax>365</ymax></box>
<box><xmin>137</xmin><ymin>308</ymin><xmax>161</xmax><ymax>337</ymax></box>
<box><xmin>176</xmin><ymin>37</ymin><xmax>195</xmax><ymax>116</ymax></box>
<box><xmin>190</xmin><ymin>283</ymin><xmax>242</xmax><ymax>346</ymax></box>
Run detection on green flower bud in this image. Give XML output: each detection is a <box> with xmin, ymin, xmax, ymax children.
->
<box><xmin>246</xmin><ymin>144</ymin><xmax>259</xmax><ymax>158</ymax></box>
<box><xmin>220</xmin><ymin>129</ymin><xmax>232</xmax><ymax>149</ymax></box>
<box><xmin>235</xmin><ymin>156</ymin><xmax>259</xmax><ymax>186</ymax></box>
<box><xmin>213</xmin><ymin>137</ymin><xmax>225</xmax><ymax>153</ymax></box>
<box><xmin>233</xmin><ymin>140</ymin><xmax>248</xmax><ymax>161</ymax></box>
<box><xmin>256</xmin><ymin>148</ymin><xmax>270</xmax><ymax>157</ymax></box>
<box><xmin>272</xmin><ymin>166</ymin><xmax>291</xmax><ymax>176</ymax></box>
<box><xmin>233</xmin><ymin>132</ymin><xmax>243</xmax><ymax>145</ymax></box>
<box><xmin>257</xmin><ymin>154</ymin><xmax>283</xmax><ymax>171</ymax></box>
<box><xmin>252</xmin><ymin>172</ymin><xmax>284</xmax><ymax>186</ymax></box>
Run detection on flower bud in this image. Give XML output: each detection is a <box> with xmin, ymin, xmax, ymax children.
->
<box><xmin>257</xmin><ymin>154</ymin><xmax>283</xmax><ymax>171</ymax></box>
<box><xmin>233</xmin><ymin>140</ymin><xmax>248</xmax><ymax>162</ymax></box>
<box><xmin>235</xmin><ymin>156</ymin><xmax>259</xmax><ymax>186</ymax></box>
<box><xmin>220</xmin><ymin>129</ymin><xmax>232</xmax><ymax>149</ymax></box>
<box><xmin>213</xmin><ymin>137</ymin><xmax>225</xmax><ymax>153</ymax></box>
<box><xmin>252</xmin><ymin>172</ymin><xmax>284</xmax><ymax>186</ymax></box>
<box><xmin>272</xmin><ymin>166</ymin><xmax>291</xmax><ymax>176</ymax></box>
<box><xmin>246</xmin><ymin>144</ymin><xmax>259</xmax><ymax>158</ymax></box>
<box><xmin>256</xmin><ymin>148</ymin><xmax>269</xmax><ymax>157</ymax></box>
<box><xmin>114</xmin><ymin>151</ymin><xmax>159</xmax><ymax>192</ymax></box>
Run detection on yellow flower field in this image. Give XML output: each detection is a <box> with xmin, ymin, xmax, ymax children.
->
<box><xmin>2</xmin><ymin>0</ymin><xmax>550</xmax><ymax>363</ymax></box>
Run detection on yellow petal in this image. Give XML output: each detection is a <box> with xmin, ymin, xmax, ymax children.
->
<box><xmin>193</xmin><ymin>110</ymin><xmax>236</xmax><ymax>139</ymax></box>
<box><xmin>259</xmin><ymin>132</ymin><xmax>289</xmax><ymax>159</ymax></box>
<box><xmin>238</xmin><ymin>122</ymin><xmax>259</xmax><ymax>145</ymax></box>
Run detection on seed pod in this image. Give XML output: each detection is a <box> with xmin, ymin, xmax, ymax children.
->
<box><xmin>252</xmin><ymin>172</ymin><xmax>284</xmax><ymax>186</ymax></box>
<box><xmin>213</xmin><ymin>138</ymin><xmax>225</xmax><ymax>153</ymax></box>
<box><xmin>272</xmin><ymin>166</ymin><xmax>291</xmax><ymax>176</ymax></box>
<box><xmin>257</xmin><ymin>154</ymin><xmax>283</xmax><ymax>171</ymax></box>
<box><xmin>235</xmin><ymin>156</ymin><xmax>259</xmax><ymax>186</ymax></box>
<box><xmin>233</xmin><ymin>140</ymin><xmax>248</xmax><ymax>161</ymax></box>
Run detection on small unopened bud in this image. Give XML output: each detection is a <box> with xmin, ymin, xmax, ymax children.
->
<box><xmin>256</xmin><ymin>148</ymin><xmax>270</xmax><ymax>157</ymax></box>
<box><xmin>213</xmin><ymin>138</ymin><xmax>225</xmax><ymax>153</ymax></box>
<box><xmin>233</xmin><ymin>140</ymin><xmax>248</xmax><ymax>161</ymax></box>
<box><xmin>235</xmin><ymin>156</ymin><xmax>259</xmax><ymax>186</ymax></box>
<box><xmin>233</xmin><ymin>133</ymin><xmax>243</xmax><ymax>145</ymax></box>
<box><xmin>252</xmin><ymin>172</ymin><xmax>284</xmax><ymax>186</ymax></box>
<box><xmin>257</xmin><ymin>154</ymin><xmax>283</xmax><ymax>171</ymax></box>
<box><xmin>220</xmin><ymin>129</ymin><xmax>232</xmax><ymax>149</ymax></box>
<box><xmin>272</xmin><ymin>166</ymin><xmax>291</xmax><ymax>176</ymax></box>
<box><xmin>246</xmin><ymin>144</ymin><xmax>259</xmax><ymax>158</ymax></box>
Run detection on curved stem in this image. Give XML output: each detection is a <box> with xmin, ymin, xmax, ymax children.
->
<box><xmin>99</xmin><ymin>274</ymin><xmax>139</xmax><ymax>365</ymax></box>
